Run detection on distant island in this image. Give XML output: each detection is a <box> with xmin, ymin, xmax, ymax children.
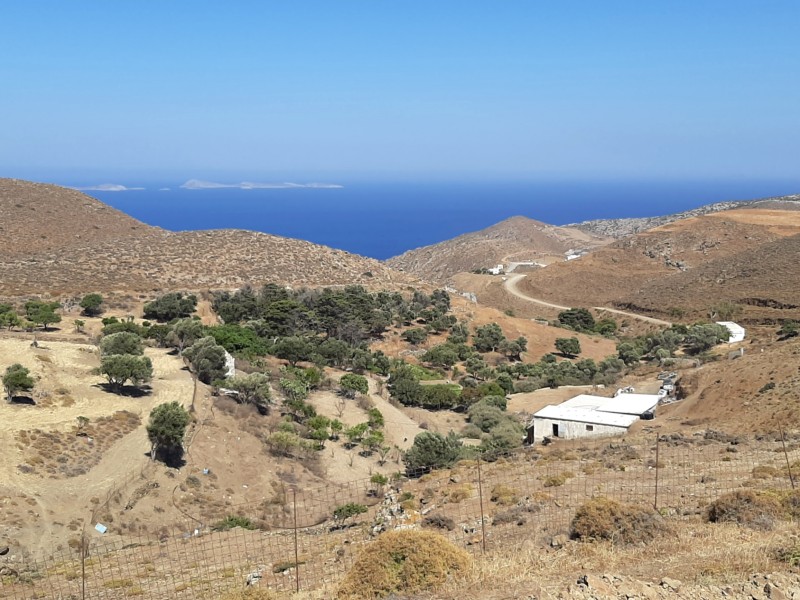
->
<box><xmin>180</xmin><ymin>179</ymin><xmax>344</xmax><ymax>190</ymax></box>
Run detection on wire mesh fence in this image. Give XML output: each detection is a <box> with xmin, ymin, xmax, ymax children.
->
<box><xmin>2</xmin><ymin>430</ymin><xmax>798</xmax><ymax>599</ymax></box>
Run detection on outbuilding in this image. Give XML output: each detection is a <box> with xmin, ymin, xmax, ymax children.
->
<box><xmin>716</xmin><ymin>321</ymin><xmax>746</xmax><ymax>344</ymax></box>
<box><xmin>526</xmin><ymin>393</ymin><xmax>660</xmax><ymax>444</ymax></box>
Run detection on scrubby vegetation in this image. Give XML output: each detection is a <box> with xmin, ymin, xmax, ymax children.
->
<box><xmin>570</xmin><ymin>497</ymin><xmax>667</xmax><ymax>545</ymax></box>
<box><xmin>336</xmin><ymin>530</ymin><xmax>470</xmax><ymax>599</ymax></box>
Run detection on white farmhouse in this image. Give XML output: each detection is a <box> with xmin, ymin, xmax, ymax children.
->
<box><xmin>487</xmin><ymin>264</ymin><xmax>504</xmax><ymax>275</ymax></box>
<box><xmin>526</xmin><ymin>393</ymin><xmax>660</xmax><ymax>444</ymax></box>
<box><xmin>716</xmin><ymin>321</ymin><xmax>746</xmax><ymax>343</ymax></box>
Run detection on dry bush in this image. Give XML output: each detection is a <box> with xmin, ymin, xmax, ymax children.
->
<box><xmin>570</xmin><ymin>497</ymin><xmax>668</xmax><ymax>545</ymax></box>
<box><xmin>751</xmin><ymin>465</ymin><xmax>779</xmax><ymax>479</ymax></box>
<box><xmin>490</xmin><ymin>484</ymin><xmax>519</xmax><ymax>506</ymax></box>
<box><xmin>337</xmin><ymin>530</ymin><xmax>470</xmax><ymax>599</ymax></box>
<box><xmin>542</xmin><ymin>471</ymin><xmax>574</xmax><ymax>488</ymax></box>
<box><xmin>492</xmin><ymin>502</ymin><xmax>542</xmax><ymax>526</ymax></box>
<box><xmin>447</xmin><ymin>484</ymin><xmax>473</xmax><ymax>503</ymax></box>
<box><xmin>422</xmin><ymin>514</ymin><xmax>456</xmax><ymax>531</ymax></box>
<box><xmin>705</xmin><ymin>490</ymin><xmax>782</xmax><ymax>530</ymax></box>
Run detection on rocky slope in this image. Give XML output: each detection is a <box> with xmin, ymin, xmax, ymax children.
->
<box><xmin>516</xmin><ymin>209</ymin><xmax>800</xmax><ymax>320</ymax></box>
<box><xmin>570</xmin><ymin>193</ymin><xmax>800</xmax><ymax>238</ymax></box>
<box><xmin>386</xmin><ymin>216</ymin><xmax>611</xmax><ymax>281</ymax></box>
<box><xmin>0</xmin><ymin>178</ymin><xmax>158</xmax><ymax>257</ymax></box>
<box><xmin>0</xmin><ymin>180</ymin><xmax>418</xmax><ymax>297</ymax></box>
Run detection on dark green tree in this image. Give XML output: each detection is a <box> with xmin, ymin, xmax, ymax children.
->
<box><xmin>182</xmin><ymin>336</ymin><xmax>228</xmax><ymax>383</ymax></box>
<box><xmin>555</xmin><ymin>337</ymin><xmax>581</xmax><ymax>358</ymax></box>
<box><xmin>339</xmin><ymin>373</ymin><xmax>369</xmax><ymax>398</ymax></box>
<box><xmin>272</xmin><ymin>336</ymin><xmax>315</xmax><ymax>366</ymax></box>
<box><xmin>25</xmin><ymin>300</ymin><xmax>61</xmax><ymax>330</ymax></box>
<box><xmin>143</xmin><ymin>292</ymin><xmax>197</xmax><ymax>322</ymax></box>
<box><xmin>3</xmin><ymin>364</ymin><xmax>35</xmax><ymax>402</ymax></box>
<box><xmin>224</xmin><ymin>372</ymin><xmax>272</xmax><ymax>414</ymax></box>
<box><xmin>79</xmin><ymin>293</ymin><xmax>104</xmax><ymax>317</ymax></box>
<box><xmin>99</xmin><ymin>331</ymin><xmax>144</xmax><ymax>356</ymax></box>
<box><xmin>473</xmin><ymin>323</ymin><xmax>506</xmax><ymax>353</ymax></box>
<box><xmin>169</xmin><ymin>318</ymin><xmax>204</xmax><ymax>352</ymax></box>
<box><xmin>558</xmin><ymin>308</ymin><xmax>595</xmax><ymax>332</ymax></box>
<box><xmin>146</xmin><ymin>401</ymin><xmax>190</xmax><ymax>462</ymax></box>
<box><xmin>404</xmin><ymin>432</ymin><xmax>463</xmax><ymax>476</ymax></box>
<box><xmin>99</xmin><ymin>354</ymin><xmax>153</xmax><ymax>392</ymax></box>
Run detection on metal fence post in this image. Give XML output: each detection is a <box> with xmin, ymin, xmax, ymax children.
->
<box><xmin>293</xmin><ymin>488</ymin><xmax>300</xmax><ymax>592</ymax></box>
<box><xmin>780</xmin><ymin>426</ymin><xmax>796</xmax><ymax>490</ymax></box>
<box><xmin>476</xmin><ymin>454</ymin><xmax>486</xmax><ymax>553</ymax></box>
<box><xmin>653</xmin><ymin>435</ymin><xmax>660</xmax><ymax>510</ymax></box>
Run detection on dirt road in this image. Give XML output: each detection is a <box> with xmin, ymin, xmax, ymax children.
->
<box><xmin>504</xmin><ymin>274</ymin><xmax>672</xmax><ymax>327</ymax></box>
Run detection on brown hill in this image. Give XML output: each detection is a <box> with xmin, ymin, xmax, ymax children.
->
<box><xmin>516</xmin><ymin>209</ymin><xmax>800</xmax><ymax>320</ymax></box>
<box><xmin>0</xmin><ymin>180</ymin><xmax>417</xmax><ymax>297</ymax></box>
<box><xmin>0</xmin><ymin>178</ymin><xmax>158</xmax><ymax>256</ymax></box>
<box><xmin>571</xmin><ymin>193</ymin><xmax>800</xmax><ymax>238</ymax></box>
<box><xmin>386</xmin><ymin>216</ymin><xmax>611</xmax><ymax>281</ymax></box>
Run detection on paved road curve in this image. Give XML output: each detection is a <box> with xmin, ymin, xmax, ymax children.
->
<box><xmin>503</xmin><ymin>274</ymin><xmax>673</xmax><ymax>327</ymax></box>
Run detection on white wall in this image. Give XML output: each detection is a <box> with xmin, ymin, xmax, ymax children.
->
<box><xmin>529</xmin><ymin>417</ymin><xmax>629</xmax><ymax>444</ymax></box>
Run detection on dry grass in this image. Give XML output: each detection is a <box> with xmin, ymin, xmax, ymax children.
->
<box><xmin>337</xmin><ymin>530</ymin><xmax>471</xmax><ymax>599</ymax></box>
<box><xmin>428</xmin><ymin>523</ymin><xmax>794</xmax><ymax>599</ymax></box>
<box><xmin>15</xmin><ymin>411</ymin><xmax>141</xmax><ymax>478</ymax></box>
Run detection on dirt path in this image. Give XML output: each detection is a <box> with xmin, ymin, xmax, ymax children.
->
<box><xmin>504</xmin><ymin>274</ymin><xmax>672</xmax><ymax>326</ymax></box>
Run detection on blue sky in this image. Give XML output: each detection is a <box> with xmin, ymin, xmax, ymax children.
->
<box><xmin>1</xmin><ymin>1</ymin><xmax>799</xmax><ymax>182</ymax></box>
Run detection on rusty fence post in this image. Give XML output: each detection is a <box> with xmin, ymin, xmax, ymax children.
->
<box><xmin>780</xmin><ymin>426</ymin><xmax>796</xmax><ymax>490</ymax></box>
<box><xmin>80</xmin><ymin>529</ymin><xmax>87</xmax><ymax>600</ymax></box>
<box><xmin>476</xmin><ymin>454</ymin><xmax>486</xmax><ymax>553</ymax></box>
<box><xmin>293</xmin><ymin>488</ymin><xmax>300</xmax><ymax>593</ymax></box>
<box><xmin>653</xmin><ymin>435</ymin><xmax>660</xmax><ymax>511</ymax></box>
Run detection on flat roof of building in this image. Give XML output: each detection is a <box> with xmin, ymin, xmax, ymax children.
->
<box><xmin>559</xmin><ymin>393</ymin><xmax>660</xmax><ymax>416</ymax></box>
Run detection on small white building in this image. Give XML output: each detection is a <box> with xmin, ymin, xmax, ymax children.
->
<box><xmin>716</xmin><ymin>321</ymin><xmax>746</xmax><ymax>344</ymax></box>
<box><xmin>487</xmin><ymin>264</ymin><xmax>504</xmax><ymax>275</ymax></box>
<box><xmin>526</xmin><ymin>393</ymin><xmax>660</xmax><ymax>444</ymax></box>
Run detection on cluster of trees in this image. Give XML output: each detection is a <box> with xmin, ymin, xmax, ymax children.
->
<box><xmin>212</xmin><ymin>284</ymin><xmax>451</xmax><ymax>342</ymax></box>
<box><xmin>264</xmin><ymin>367</ymin><xmax>389</xmax><ymax>463</ymax></box>
<box><xmin>0</xmin><ymin>301</ymin><xmax>62</xmax><ymax>331</ymax></box>
<box><xmin>98</xmin><ymin>331</ymin><xmax>154</xmax><ymax>392</ymax></box>
<box><xmin>616</xmin><ymin>322</ymin><xmax>731</xmax><ymax>365</ymax></box>
<box><xmin>556</xmin><ymin>308</ymin><xmax>617</xmax><ymax>336</ymax></box>
<box><xmin>461</xmin><ymin>396</ymin><xmax>525</xmax><ymax>459</ymax></box>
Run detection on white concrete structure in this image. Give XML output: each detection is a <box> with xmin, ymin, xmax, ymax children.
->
<box><xmin>488</xmin><ymin>264</ymin><xmax>504</xmax><ymax>275</ymax></box>
<box><xmin>526</xmin><ymin>393</ymin><xmax>660</xmax><ymax>444</ymax></box>
<box><xmin>223</xmin><ymin>350</ymin><xmax>236</xmax><ymax>378</ymax></box>
<box><xmin>716</xmin><ymin>321</ymin><xmax>746</xmax><ymax>343</ymax></box>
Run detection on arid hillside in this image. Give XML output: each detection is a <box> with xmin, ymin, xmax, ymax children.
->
<box><xmin>0</xmin><ymin>178</ymin><xmax>158</xmax><ymax>257</ymax></box>
<box><xmin>570</xmin><ymin>193</ymin><xmax>800</xmax><ymax>238</ymax></box>
<box><xmin>515</xmin><ymin>209</ymin><xmax>800</xmax><ymax>320</ymax></box>
<box><xmin>0</xmin><ymin>180</ymin><xmax>418</xmax><ymax>297</ymax></box>
<box><xmin>386</xmin><ymin>216</ymin><xmax>611</xmax><ymax>281</ymax></box>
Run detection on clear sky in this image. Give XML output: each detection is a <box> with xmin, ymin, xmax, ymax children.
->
<box><xmin>1</xmin><ymin>1</ymin><xmax>799</xmax><ymax>183</ymax></box>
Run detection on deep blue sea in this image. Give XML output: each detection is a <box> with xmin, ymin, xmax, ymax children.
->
<box><xmin>91</xmin><ymin>180</ymin><xmax>800</xmax><ymax>260</ymax></box>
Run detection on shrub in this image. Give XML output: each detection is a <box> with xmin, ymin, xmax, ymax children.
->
<box><xmin>705</xmin><ymin>490</ymin><xmax>782</xmax><ymax>530</ymax></box>
<box><xmin>570</xmin><ymin>497</ymin><xmax>667</xmax><ymax>545</ymax></box>
<box><xmin>212</xmin><ymin>515</ymin><xmax>255</xmax><ymax>531</ymax></box>
<box><xmin>422</xmin><ymin>514</ymin><xmax>455</xmax><ymax>531</ymax></box>
<box><xmin>337</xmin><ymin>530</ymin><xmax>470</xmax><ymax>599</ymax></box>
<box><xmin>404</xmin><ymin>432</ymin><xmax>463</xmax><ymax>476</ymax></box>
<box><xmin>490</xmin><ymin>484</ymin><xmax>519</xmax><ymax>506</ymax></box>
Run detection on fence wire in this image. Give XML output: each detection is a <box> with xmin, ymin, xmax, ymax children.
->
<box><xmin>1</xmin><ymin>430</ymin><xmax>798</xmax><ymax>599</ymax></box>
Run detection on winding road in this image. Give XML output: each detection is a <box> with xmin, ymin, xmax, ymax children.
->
<box><xmin>503</xmin><ymin>274</ymin><xmax>672</xmax><ymax>327</ymax></box>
